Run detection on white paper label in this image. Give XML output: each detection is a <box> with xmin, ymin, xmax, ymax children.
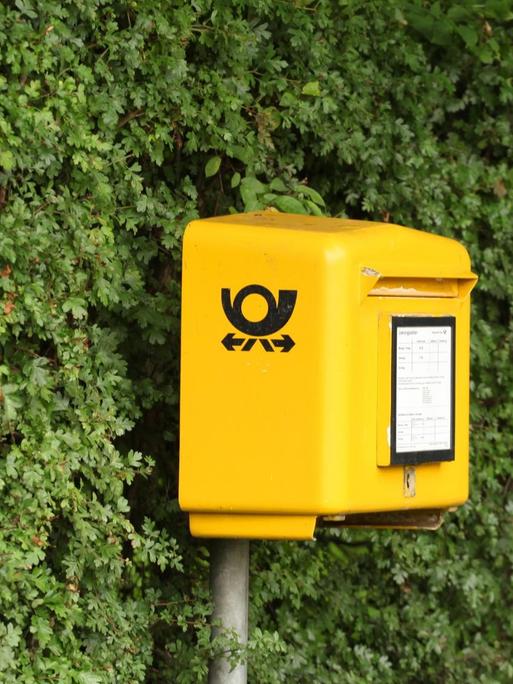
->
<box><xmin>395</xmin><ymin>323</ymin><xmax>452</xmax><ymax>454</ymax></box>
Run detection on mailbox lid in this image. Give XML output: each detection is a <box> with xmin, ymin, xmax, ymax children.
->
<box><xmin>198</xmin><ymin>212</ymin><xmax>475</xmax><ymax>280</ymax></box>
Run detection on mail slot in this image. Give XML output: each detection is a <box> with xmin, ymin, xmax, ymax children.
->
<box><xmin>179</xmin><ymin>212</ymin><xmax>477</xmax><ymax>539</ymax></box>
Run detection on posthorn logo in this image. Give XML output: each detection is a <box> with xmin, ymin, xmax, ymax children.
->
<box><xmin>221</xmin><ymin>284</ymin><xmax>297</xmax><ymax>353</ymax></box>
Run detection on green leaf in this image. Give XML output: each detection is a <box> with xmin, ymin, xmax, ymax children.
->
<box><xmin>62</xmin><ymin>297</ymin><xmax>88</xmax><ymax>319</ymax></box>
<box><xmin>301</xmin><ymin>81</ymin><xmax>321</xmax><ymax>97</ymax></box>
<box><xmin>0</xmin><ymin>150</ymin><xmax>14</xmax><ymax>172</ymax></box>
<box><xmin>279</xmin><ymin>91</ymin><xmax>296</xmax><ymax>107</ymax></box>
<box><xmin>269</xmin><ymin>178</ymin><xmax>288</xmax><ymax>192</ymax></box>
<box><xmin>304</xmin><ymin>199</ymin><xmax>323</xmax><ymax>216</ymax></box>
<box><xmin>299</xmin><ymin>185</ymin><xmax>325</xmax><ymax>207</ymax></box>
<box><xmin>231</xmin><ymin>172</ymin><xmax>241</xmax><ymax>189</ymax></box>
<box><xmin>0</xmin><ymin>384</ymin><xmax>22</xmax><ymax>424</ymax></box>
<box><xmin>240</xmin><ymin>176</ymin><xmax>266</xmax><ymax>210</ymax></box>
<box><xmin>271</xmin><ymin>196</ymin><xmax>308</xmax><ymax>214</ymax></box>
<box><xmin>262</xmin><ymin>193</ymin><xmax>278</xmax><ymax>204</ymax></box>
<box><xmin>228</xmin><ymin>145</ymin><xmax>252</xmax><ymax>164</ymax></box>
<box><xmin>77</xmin><ymin>673</ymin><xmax>102</xmax><ymax>684</ymax></box>
<box><xmin>205</xmin><ymin>156</ymin><xmax>222</xmax><ymax>178</ymax></box>
<box><xmin>241</xmin><ymin>176</ymin><xmax>266</xmax><ymax>194</ymax></box>
<box><xmin>456</xmin><ymin>25</ymin><xmax>478</xmax><ymax>48</ymax></box>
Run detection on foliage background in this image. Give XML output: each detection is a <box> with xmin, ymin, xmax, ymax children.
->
<box><xmin>1</xmin><ymin>0</ymin><xmax>512</xmax><ymax>681</ymax></box>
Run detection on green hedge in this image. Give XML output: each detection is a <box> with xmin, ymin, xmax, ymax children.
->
<box><xmin>1</xmin><ymin>1</ymin><xmax>512</xmax><ymax>682</ymax></box>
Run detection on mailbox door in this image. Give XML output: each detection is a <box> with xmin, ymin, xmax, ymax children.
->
<box><xmin>340</xmin><ymin>274</ymin><xmax>475</xmax><ymax>514</ymax></box>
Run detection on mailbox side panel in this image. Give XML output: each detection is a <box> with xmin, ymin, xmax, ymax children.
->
<box><xmin>179</xmin><ymin>220</ymin><xmax>347</xmax><ymax>516</ymax></box>
<box><xmin>343</xmin><ymin>289</ymin><xmax>471</xmax><ymax>513</ymax></box>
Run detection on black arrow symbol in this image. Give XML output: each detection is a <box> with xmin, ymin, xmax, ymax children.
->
<box><xmin>222</xmin><ymin>333</ymin><xmax>245</xmax><ymax>351</ymax></box>
<box><xmin>259</xmin><ymin>339</ymin><xmax>274</xmax><ymax>352</ymax></box>
<box><xmin>242</xmin><ymin>338</ymin><xmax>257</xmax><ymax>351</ymax></box>
<box><xmin>272</xmin><ymin>334</ymin><xmax>295</xmax><ymax>352</ymax></box>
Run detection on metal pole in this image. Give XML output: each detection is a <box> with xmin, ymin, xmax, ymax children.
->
<box><xmin>208</xmin><ymin>539</ymin><xmax>249</xmax><ymax>684</ymax></box>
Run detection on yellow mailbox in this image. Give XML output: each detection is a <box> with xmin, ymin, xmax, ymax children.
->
<box><xmin>179</xmin><ymin>212</ymin><xmax>477</xmax><ymax>539</ymax></box>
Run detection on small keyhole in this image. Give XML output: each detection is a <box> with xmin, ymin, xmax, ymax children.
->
<box><xmin>404</xmin><ymin>466</ymin><xmax>416</xmax><ymax>497</ymax></box>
